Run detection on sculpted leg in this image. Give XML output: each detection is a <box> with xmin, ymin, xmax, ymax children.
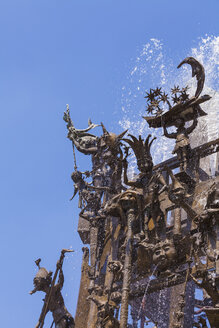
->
<box><xmin>55</xmin><ymin>317</ymin><xmax>75</xmax><ymax>328</ymax></box>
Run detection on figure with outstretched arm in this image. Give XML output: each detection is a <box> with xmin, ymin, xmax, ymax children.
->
<box><xmin>63</xmin><ymin>105</ymin><xmax>100</xmax><ymax>155</ymax></box>
<box><xmin>163</xmin><ymin>114</ymin><xmax>198</xmax><ymax>171</ymax></box>
<box><xmin>30</xmin><ymin>249</ymin><xmax>75</xmax><ymax>328</ymax></box>
<box><xmin>123</xmin><ymin>158</ymin><xmax>145</xmax><ymax>189</ymax></box>
<box><xmin>122</xmin><ymin>134</ymin><xmax>156</xmax><ymax>192</ymax></box>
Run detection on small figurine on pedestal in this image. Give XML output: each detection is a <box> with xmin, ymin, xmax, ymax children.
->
<box><xmin>70</xmin><ymin>169</ymin><xmax>106</xmax><ymax>218</ymax></box>
<box><xmin>93</xmin><ymin>123</ymin><xmax>128</xmax><ymax>196</ymax></box>
<box><xmin>142</xmin><ymin>57</ymin><xmax>211</xmax><ymax>173</ymax></box>
<box><xmin>63</xmin><ymin>105</ymin><xmax>100</xmax><ymax>155</ymax></box>
<box><xmin>163</xmin><ymin>114</ymin><xmax>198</xmax><ymax>171</ymax></box>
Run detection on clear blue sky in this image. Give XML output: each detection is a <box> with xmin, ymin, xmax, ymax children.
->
<box><xmin>0</xmin><ymin>1</ymin><xmax>218</xmax><ymax>327</ymax></box>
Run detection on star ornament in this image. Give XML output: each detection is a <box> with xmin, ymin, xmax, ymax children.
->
<box><xmin>145</xmin><ymin>89</ymin><xmax>155</xmax><ymax>102</ymax></box>
<box><xmin>153</xmin><ymin>87</ymin><xmax>162</xmax><ymax>97</ymax></box>
<box><xmin>172</xmin><ymin>94</ymin><xmax>181</xmax><ymax>104</ymax></box>
<box><xmin>171</xmin><ymin>85</ymin><xmax>180</xmax><ymax>95</ymax></box>
<box><xmin>151</xmin><ymin>100</ymin><xmax>160</xmax><ymax>108</ymax></box>
<box><xmin>160</xmin><ymin>92</ymin><xmax>169</xmax><ymax>103</ymax></box>
<box><xmin>180</xmin><ymin>91</ymin><xmax>189</xmax><ymax>102</ymax></box>
<box><xmin>181</xmin><ymin>86</ymin><xmax>189</xmax><ymax>93</ymax></box>
<box><xmin>146</xmin><ymin>104</ymin><xmax>155</xmax><ymax>114</ymax></box>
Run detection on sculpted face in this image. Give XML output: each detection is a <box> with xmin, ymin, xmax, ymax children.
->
<box><xmin>137</xmin><ymin>158</ymin><xmax>153</xmax><ymax>174</ymax></box>
<box><xmin>71</xmin><ymin>171</ymin><xmax>83</xmax><ymax>183</ymax></box>
<box><xmin>119</xmin><ymin>191</ymin><xmax>137</xmax><ymax>210</ymax></box>
<box><xmin>152</xmin><ymin>239</ymin><xmax>177</xmax><ymax>271</ymax></box>
<box><xmin>34</xmin><ymin>277</ymin><xmax>50</xmax><ymax>292</ymax></box>
<box><xmin>104</xmin><ymin>133</ymin><xmax>117</xmax><ymax>147</ymax></box>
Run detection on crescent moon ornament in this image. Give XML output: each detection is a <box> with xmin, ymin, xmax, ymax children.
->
<box><xmin>177</xmin><ymin>57</ymin><xmax>205</xmax><ymax>98</ymax></box>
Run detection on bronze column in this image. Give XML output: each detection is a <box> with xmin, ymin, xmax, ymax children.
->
<box><xmin>120</xmin><ymin>208</ymin><xmax>135</xmax><ymax>328</ymax></box>
<box><xmin>75</xmin><ymin>248</ymin><xmax>90</xmax><ymax>328</ymax></box>
<box><xmin>89</xmin><ymin>220</ymin><xmax>98</xmax><ymax>279</ymax></box>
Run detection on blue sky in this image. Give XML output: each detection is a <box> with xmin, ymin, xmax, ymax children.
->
<box><xmin>0</xmin><ymin>0</ymin><xmax>218</xmax><ymax>327</ymax></box>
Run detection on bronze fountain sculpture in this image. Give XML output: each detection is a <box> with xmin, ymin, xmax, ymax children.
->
<box><xmin>31</xmin><ymin>57</ymin><xmax>219</xmax><ymax>327</ymax></box>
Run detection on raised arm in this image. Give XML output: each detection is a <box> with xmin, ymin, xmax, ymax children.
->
<box><xmin>156</xmin><ymin>171</ymin><xmax>168</xmax><ymax>194</ymax></box>
<box><xmin>186</xmin><ymin>115</ymin><xmax>198</xmax><ymax>134</ymax></box>
<box><xmin>56</xmin><ymin>266</ymin><xmax>64</xmax><ymax>290</ymax></box>
<box><xmin>123</xmin><ymin>159</ymin><xmax>141</xmax><ymax>187</ymax></box>
<box><xmin>163</xmin><ymin>124</ymin><xmax>177</xmax><ymax>139</ymax></box>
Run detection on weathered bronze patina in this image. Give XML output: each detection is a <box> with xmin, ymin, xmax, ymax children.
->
<box><xmin>30</xmin><ymin>249</ymin><xmax>75</xmax><ymax>328</ymax></box>
<box><xmin>32</xmin><ymin>57</ymin><xmax>219</xmax><ymax>328</ymax></box>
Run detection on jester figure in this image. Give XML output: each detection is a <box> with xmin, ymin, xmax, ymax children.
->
<box><xmin>30</xmin><ymin>250</ymin><xmax>75</xmax><ymax>328</ymax></box>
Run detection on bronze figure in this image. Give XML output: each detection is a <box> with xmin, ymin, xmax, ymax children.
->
<box><xmin>30</xmin><ymin>250</ymin><xmax>74</xmax><ymax>328</ymax></box>
<box><xmin>63</xmin><ymin>105</ymin><xmax>100</xmax><ymax>155</ymax></box>
<box><xmin>54</xmin><ymin>57</ymin><xmax>219</xmax><ymax>327</ymax></box>
<box><xmin>163</xmin><ymin>114</ymin><xmax>198</xmax><ymax>171</ymax></box>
